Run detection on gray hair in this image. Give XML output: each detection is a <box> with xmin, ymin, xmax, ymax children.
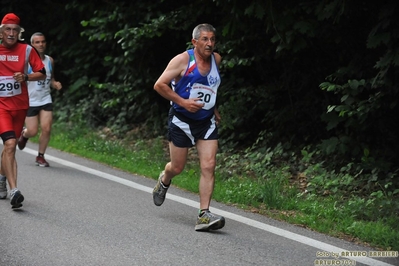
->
<box><xmin>0</xmin><ymin>24</ymin><xmax>25</xmax><ymax>41</ymax></box>
<box><xmin>192</xmin><ymin>23</ymin><xmax>216</xmax><ymax>40</ymax></box>
<box><xmin>30</xmin><ymin>32</ymin><xmax>45</xmax><ymax>44</ymax></box>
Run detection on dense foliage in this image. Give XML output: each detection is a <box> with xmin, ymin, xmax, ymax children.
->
<box><xmin>1</xmin><ymin>1</ymin><xmax>398</xmax><ymax>199</ymax></box>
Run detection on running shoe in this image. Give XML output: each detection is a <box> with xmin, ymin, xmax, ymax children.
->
<box><xmin>36</xmin><ymin>156</ymin><xmax>50</xmax><ymax>167</ymax></box>
<box><xmin>0</xmin><ymin>176</ymin><xmax>7</xmax><ymax>199</ymax></box>
<box><xmin>10</xmin><ymin>188</ymin><xmax>24</xmax><ymax>209</ymax></box>
<box><xmin>17</xmin><ymin>128</ymin><xmax>28</xmax><ymax>150</ymax></box>
<box><xmin>152</xmin><ymin>171</ymin><xmax>169</xmax><ymax>206</ymax></box>
<box><xmin>195</xmin><ymin>210</ymin><xmax>225</xmax><ymax>231</ymax></box>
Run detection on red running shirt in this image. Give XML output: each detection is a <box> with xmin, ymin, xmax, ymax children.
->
<box><xmin>0</xmin><ymin>43</ymin><xmax>44</xmax><ymax>110</ymax></box>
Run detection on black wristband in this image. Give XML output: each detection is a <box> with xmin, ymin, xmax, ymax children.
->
<box><xmin>24</xmin><ymin>74</ymin><xmax>29</xmax><ymax>81</ymax></box>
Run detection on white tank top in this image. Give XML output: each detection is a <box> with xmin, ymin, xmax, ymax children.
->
<box><xmin>27</xmin><ymin>55</ymin><xmax>52</xmax><ymax>106</ymax></box>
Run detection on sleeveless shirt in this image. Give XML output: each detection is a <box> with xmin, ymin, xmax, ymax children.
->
<box><xmin>171</xmin><ymin>49</ymin><xmax>221</xmax><ymax>120</ymax></box>
<box><xmin>0</xmin><ymin>43</ymin><xmax>44</xmax><ymax>110</ymax></box>
<box><xmin>27</xmin><ymin>55</ymin><xmax>52</xmax><ymax>106</ymax></box>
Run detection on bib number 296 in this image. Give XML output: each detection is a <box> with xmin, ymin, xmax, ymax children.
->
<box><xmin>0</xmin><ymin>80</ymin><xmax>22</xmax><ymax>97</ymax></box>
<box><xmin>0</xmin><ymin>82</ymin><xmax>20</xmax><ymax>91</ymax></box>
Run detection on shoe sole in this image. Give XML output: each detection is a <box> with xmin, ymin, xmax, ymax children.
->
<box><xmin>17</xmin><ymin>140</ymin><xmax>27</xmax><ymax>150</ymax></box>
<box><xmin>153</xmin><ymin>189</ymin><xmax>166</xmax><ymax>206</ymax></box>
<box><xmin>153</xmin><ymin>195</ymin><xmax>164</xmax><ymax>206</ymax></box>
<box><xmin>36</xmin><ymin>163</ymin><xmax>50</xmax><ymax>167</ymax></box>
<box><xmin>18</xmin><ymin>141</ymin><xmax>27</xmax><ymax>150</ymax></box>
<box><xmin>17</xmin><ymin>129</ymin><xmax>27</xmax><ymax>150</ymax></box>
<box><xmin>195</xmin><ymin>217</ymin><xmax>226</xmax><ymax>231</ymax></box>
<box><xmin>10</xmin><ymin>191</ymin><xmax>24</xmax><ymax>208</ymax></box>
<box><xmin>12</xmin><ymin>203</ymin><xmax>23</xmax><ymax>209</ymax></box>
<box><xmin>152</xmin><ymin>174</ymin><xmax>168</xmax><ymax>206</ymax></box>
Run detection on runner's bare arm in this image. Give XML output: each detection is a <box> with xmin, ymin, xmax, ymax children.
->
<box><xmin>154</xmin><ymin>52</ymin><xmax>204</xmax><ymax>112</ymax></box>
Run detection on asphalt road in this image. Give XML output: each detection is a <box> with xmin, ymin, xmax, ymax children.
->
<box><xmin>0</xmin><ymin>143</ymin><xmax>398</xmax><ymax>266</ymax></box>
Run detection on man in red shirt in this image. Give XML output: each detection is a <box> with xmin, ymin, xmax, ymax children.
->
<box><xmin>0</xmin><ymin>13</ymin><xmax>46</xmax><ymax>208</ymax></box>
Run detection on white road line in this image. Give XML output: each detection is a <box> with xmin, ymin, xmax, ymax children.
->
<box><xmin>20</xmin><ymin>147</ymin><xmax>396</xmax><ymax>266</ymax></box>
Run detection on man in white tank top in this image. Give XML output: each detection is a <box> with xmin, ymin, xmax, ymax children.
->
<box><xmin>17</xmin><ymin>32</ymin><xmax>62</xmax><ymax>167</ymax></box>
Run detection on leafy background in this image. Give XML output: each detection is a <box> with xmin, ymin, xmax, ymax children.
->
<box><xmin>1</xmin><ymin>0</ymin><xmax>398</xmax><ymax>204</ymax></box>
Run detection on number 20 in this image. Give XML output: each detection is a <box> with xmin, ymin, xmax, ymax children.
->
<box><xmin>198</xmin><ymin>92</ymin><xmax>211</xmax><ymax>103</ymax></box>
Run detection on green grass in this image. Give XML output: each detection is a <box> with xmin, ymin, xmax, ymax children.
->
<box><xmin>49</xmin><ymin>124</ymin><xmax>165</xmax><ymax>177</ymax></box>
<box><xmin>40</xmin><ymin>122</ymin><xmax>399</xmax><ymax>251</ymax></box>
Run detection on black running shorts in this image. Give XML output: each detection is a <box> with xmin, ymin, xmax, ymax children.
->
<box><xmin>26</xmin><ymin>103</ymin><xmax>53</xmax><ymax>117</ymax></box>
<box><xmin>168</xmin><ymin>107</ymin><xmax>218</xmax><ymax>148</ymax></box>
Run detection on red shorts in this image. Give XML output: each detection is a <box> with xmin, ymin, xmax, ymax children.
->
<box><xmin>0</xmin><ymin>109</ymin><xmax>27</xmax><ymax>140</ymax></box>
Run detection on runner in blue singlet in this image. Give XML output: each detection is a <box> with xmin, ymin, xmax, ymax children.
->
<box><xmin>152</xmin><ymin>23</ymin><xmax>225</xmax><ymax>232</ymax></box>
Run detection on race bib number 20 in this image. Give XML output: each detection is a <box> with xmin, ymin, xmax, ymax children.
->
<box><xmin>0</xmin><ymin>76</ymin><xmax>22</xmax><ymax>97</ymax></box>
<box><xmin>189</xmin><ymin>83</ymin><xmax>217</xmax><ymax>110</ymax></box>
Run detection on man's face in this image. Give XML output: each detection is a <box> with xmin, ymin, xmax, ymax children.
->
<box><xmin>31</xmin><ymin>35</ymin><xmax>46</xmax><ymax>53</ymax></box>
<box><xmin>1</xmin><ymin>24</ymin><xmax>20</xmax><ymax>48</ymax></box>
<box><xmin>193</xmin><ymin>31</ymin><xmax>216</xmax><ymax>56</ymax></box>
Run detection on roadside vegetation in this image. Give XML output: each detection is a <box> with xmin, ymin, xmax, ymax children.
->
<box><xmin>42</xmin><ymin>122</ymin><xmax>399</xmax><ymax>251</ymax></box>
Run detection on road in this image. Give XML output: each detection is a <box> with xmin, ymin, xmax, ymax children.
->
<box><xmin>0</xmin><ymin>143</ymin><xmax>398</xmax><ymax>266</ymax></box>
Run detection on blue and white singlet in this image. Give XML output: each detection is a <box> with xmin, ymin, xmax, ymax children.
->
<box><xmin>171</xmin><ymin>49</ymin><xmax>221</xmax><ymax>120</ymax></box>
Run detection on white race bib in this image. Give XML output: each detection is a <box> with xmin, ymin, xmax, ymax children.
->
<box><xmin>30</xmin><ymin>78</ymin><xmax>50</xmax><ymax>91</ymax></box>
<box><xmin>0</xmin><ymin>76</ymin><xmax>22</xmax><ymax>97</ymax></box>
<box><xmin>189</xmin><ymin>83</ymin><xmax>217</xmax><ymax>110</ymax></box>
